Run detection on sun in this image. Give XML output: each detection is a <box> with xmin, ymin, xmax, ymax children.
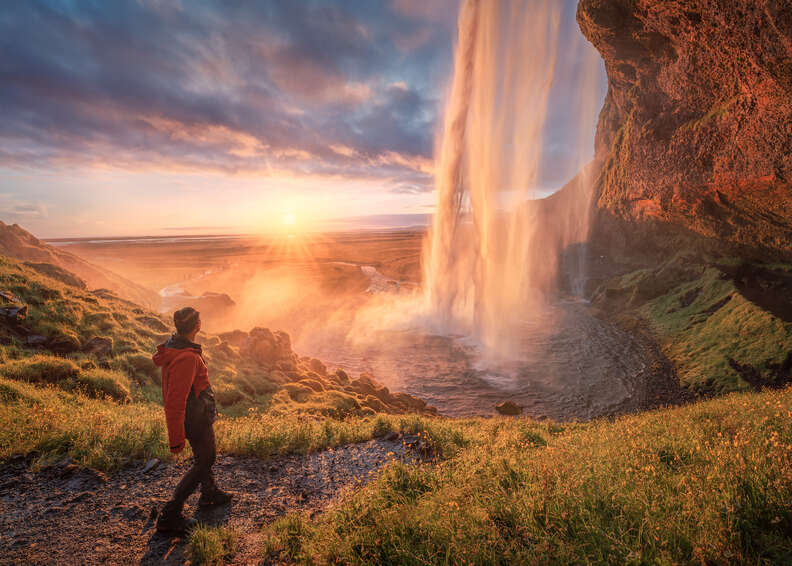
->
<box><xmin>283</xmin><ymin>212</ymin><xmax>296</xmax><ymax>226</ymax></box>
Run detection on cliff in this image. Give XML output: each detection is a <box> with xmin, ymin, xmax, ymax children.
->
<box><xmin>577</xmin><ymin>0</ymin><xmax>792</xmax><ymax>259</ymax></box>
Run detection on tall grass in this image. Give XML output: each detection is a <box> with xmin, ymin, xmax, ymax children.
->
<box><xmin>0</xmin><ymin>377</ymin><xmax>462</xmax><ymax>471</ymax></box>
<box><xmin>188</xmin><ymin>525</ymin><xmax>238</xmax><ymax>565</ymax></box>
<box><xmin>263</xmin><ymin>387</ymin><xmax>792</xmax><ymax>565</ymax></box>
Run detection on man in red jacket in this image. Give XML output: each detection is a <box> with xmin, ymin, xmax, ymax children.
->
<box><xmin>152</xmin><ymin>307</ymin><xmax>232</xmax><ymax>534</ymax></box>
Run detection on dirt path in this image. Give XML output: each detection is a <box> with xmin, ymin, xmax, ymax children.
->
<box><xmin>0</xmin><ymin>437</ymin><xmax>412</xmax><ymax>565</ymax></box>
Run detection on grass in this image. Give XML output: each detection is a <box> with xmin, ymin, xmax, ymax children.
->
<box><xmin>188</xmin><ymin>525</ymin><xmax>238</xmax><ymax>565</ymax></box>
<box><xmin>595</xmin><ymin>253</ymin><xmax>792</xmax><ymax>395</ymax></box>
<box><xmin>0</xmin><ymin>355</ymin><xmax>131</xmax><ymax>401</ymax></box>
<box><xmin>0</xmin><ymin>377</ymin><xmax>167</xmax><ymax>470</ymax></box>
<box><xmin>262</xmin><ymin>386</ymin><xmax>792</xmax><ymax>565</ymax></box>
<box><xmin>0</xmin><ymin>376</ymin><xmax>461</xmax><ymax>471</ymax></box>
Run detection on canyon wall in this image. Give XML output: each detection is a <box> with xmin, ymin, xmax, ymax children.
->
<box><xmin>577</xmin><ymin>0</ymin><xmax>792</xmax><ymax>259</ymax></box>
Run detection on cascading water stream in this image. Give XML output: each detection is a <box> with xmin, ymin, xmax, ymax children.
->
<box><xmin>422</xmin><ymin>0</ymin><xmax>600</xmax><ymax>362</ymax></box>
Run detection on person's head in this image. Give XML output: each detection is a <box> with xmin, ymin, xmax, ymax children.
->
<box><xmin>173</xmin><ymin>307</ymin><xmax>201</xmax><ymax>338</ymax></box>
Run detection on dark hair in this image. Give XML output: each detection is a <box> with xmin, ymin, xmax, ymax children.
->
<box><xmin>174</xmin><ymin>307</ymin><xmax>200</xmax><ymax>335</ymax></box>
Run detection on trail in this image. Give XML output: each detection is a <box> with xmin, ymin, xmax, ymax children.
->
<box><xmin>0</xmin><ymin>437</ymin><xmax>413</xmax><ymax>566</ymax></box>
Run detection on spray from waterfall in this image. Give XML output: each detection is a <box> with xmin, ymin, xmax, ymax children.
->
<box><xmin>422</xmin><ymin>0</ymin><xmax>601</xmax><ymax>361</ymax></box>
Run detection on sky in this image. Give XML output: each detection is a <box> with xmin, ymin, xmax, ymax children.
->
<box><xmin>0</xmin><ymin>0</ymin><xmax>606</xmax><ymax>238</ymax></box>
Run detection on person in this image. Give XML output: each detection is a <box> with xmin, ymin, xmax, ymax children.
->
<box><xmin>152</xmin><ymin>306</ymin><xmax>233</xmax><ymax>534</ymax></box>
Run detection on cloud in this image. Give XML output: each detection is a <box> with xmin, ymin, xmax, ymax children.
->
<box><xmin>0</xmin><ymin>0</ymin><xmax>455</xmax><ymax>190</ymax></box>
<box><xmin>0</xmin><ymin>0</ymin><xmax>605</xmax><ymax>211</ymax></box>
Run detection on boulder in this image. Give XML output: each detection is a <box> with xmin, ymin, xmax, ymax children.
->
<box><xmin>246</xmin><ymin>327</ymin><xmax>295</xmax><ymax>367</ymax></box>
<box><xmin>0</xmin><ymin>305</ymin><xmax>27</xmax><ymax>323</ymax></box>
<box><xmin>495</xmin><ymin>401</ymin><xmax>523</xmax><ymax>416</ymax></box>
<box><xmin>25</xmin><ymin>334</ymin><xmax>47</xmax><ymax>346</ymax></box>
<box><xmin>330</xmin><ymin>368</ymin><xmax>350</xmax><ymax>385</ymax></box>
<box><xmin>307</xmin><ymin>358</ymin><xmax>327</xmax><ymax>376</ymax></box>
<box><xmin>299</xmin><ymin>378</ymin><xmax>325</xmax><ymax>393</ymax></box>
<box><xmin>218</xmin><ymin>330</ymin><xmax>248</xmax><ymax>349</ymax></box>
<box><xmin>48</xmin><ymin>333</ymin><xmax>81</xmax><ymax>354</ymax></box>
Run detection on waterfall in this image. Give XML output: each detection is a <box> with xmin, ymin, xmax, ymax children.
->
<box><xmin>422</xmin><ymin>0</ymin><xmax>600</xmax><ymax>360</ymax></box>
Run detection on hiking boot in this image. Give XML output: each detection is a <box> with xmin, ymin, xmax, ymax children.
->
<box><xmin>156</xmin><ymin>505</ymin><xmax>198</xmax><ymax>535</ymax></box>
<box><xmin>198</xmin><ymin>487</ymin><xmax>234</xmax><ymax>507</ymax></box>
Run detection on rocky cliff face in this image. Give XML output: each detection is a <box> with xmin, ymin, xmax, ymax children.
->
<box><xmin>577</xmin><ymin>0</ymin><xmax>792</xmax><ymax>258</ymax></box>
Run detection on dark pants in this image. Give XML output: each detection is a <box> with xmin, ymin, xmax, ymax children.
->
<box><xmin>165</xmin><ymin>392</ymin><xmax>217</xmax><ymax>513</ymax></box>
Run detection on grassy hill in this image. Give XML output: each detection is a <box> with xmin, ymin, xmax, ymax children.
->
<box><xmin>0</xmin><ymin>253</ymin><xmax>436</xmax><ymax>471</ymax></box>
<box><xmin>0</xmin><ymin>247</ymin><xmax>790</xmax><ymax>564</ymax></box>
<box><xmin>592</xmin><ymin>251</ymin><xmax>792</xmax><ymax>396</ymax></box>
<box><xmin>261</xmin><ymin>386</ymin><xmax>792</xmax><ymax>565</ymax></box>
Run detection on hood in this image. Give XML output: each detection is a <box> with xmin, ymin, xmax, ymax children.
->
<box><xmin>152</xmin><ymin>334</ymin><xmax>202</xmax><ymax>367</ymax></box>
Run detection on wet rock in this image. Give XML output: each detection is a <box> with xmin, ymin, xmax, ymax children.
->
<box><xmin>83</xmin><ymin>336</ymin><xmax>113</xmax><ymax>357</ymax></box>
<box><xmin>0</xmin><ymin>304</ymin><xmax>27</xmax><ymax>322</ymax></box>
<box><xmin>495</xmin><ymin>401</ymin><xmax>523</xmax><ymax>415</ymax></box>
<box><xmin>142</xmin><ymin>458</ymin><xmax>160</xmax><ymax>474</ymax></box>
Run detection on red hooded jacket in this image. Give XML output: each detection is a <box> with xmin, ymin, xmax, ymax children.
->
<box><xmin>152</xmin><ymin>337</ymin><xmax>211</xmax><ymax>453</ymax></box>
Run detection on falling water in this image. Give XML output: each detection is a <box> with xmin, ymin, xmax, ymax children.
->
<box><xmin>422</xmin><ymin>0</ymin><xmax>601</xmax><ymax>361</ymax></box>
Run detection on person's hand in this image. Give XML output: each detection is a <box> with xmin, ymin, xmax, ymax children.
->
<box><xmin>170</xmin><ymin>443</ymin><xmax>185</xmax><ymax>454</ymax></box>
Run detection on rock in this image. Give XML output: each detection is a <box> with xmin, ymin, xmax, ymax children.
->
<box><xmin>392</xmin><ymin>392</ymin><xmax>427</xmax><ymax>411</ymax></box>
<box><xmin>0</xmin><ymin>305</ymin><xmax>27</xmax><ymax>322</ymax></box>
<box><xmin>24</xmin><ymin>334</ymin><xmax>47</xmax><ymax>346</ymax></box>
<box><xmin>308</xmin><ymin>358</ymin><xmax>327</xmax><ymax>376</ymax></box>
<box><xmin>47</xmin><ymin>333</ymin><xmax>81</xmax><ymax>354</ymax></box>
<box><xmin>331</xmin><ymin>369</ymin><xmax>350</xmax><ymax>385</ymax></box>
<box><xmin>578</xmin><ymin>0</ymin><xmax>792</xmax><ymax>257</ymax></box>
<box><xmin>0</xmin><ymin>290</ymin><xmax>19</xmax><ymax>303</ymax></box>
<box><xmin>218</xmin><ymin>329</ymin><xmax>248</xmax><ymax>349</ymax></box>
<box><xmin>382</xmin><ymin>431</ymin><xmax>400</xmax><ymax>442</ymax></box>
<box><xmin>142</xmin><ymin>458</ymin><xmax>160</xmax><ymax>474</ymax></box>
<box><xmin>495</xmin><ymin>401</ymin><xmax>523</xmax><ymax>416</ymax></box>
<box><xmin>299</xmin><ymin>378</ymin><xmax>325</xmax><ymax>393</ymax></box>
<box><xmin>83</xmin><ymin>336</ymin><xmax>112</xmax><ymax>357</ymax></box>
<box><xmin>246</xmin><ymin>327</ymin><xmax>295</xmax><ymax>367</ymax></box>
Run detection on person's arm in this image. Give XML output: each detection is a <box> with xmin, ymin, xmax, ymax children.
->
<box><xmin>163</xmin><ymin>354</ymin><xmax>197</xmax><ymax>453</ymax></box>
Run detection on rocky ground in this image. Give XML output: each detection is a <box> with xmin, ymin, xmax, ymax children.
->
<box><xmin>0</xmin><ymin>435</ymin><xmax>419</xmax><ymax>565</ymax></box>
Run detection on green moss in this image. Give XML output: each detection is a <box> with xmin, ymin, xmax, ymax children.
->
<box><xmin>596</xmin><ymin>255</ymin><xmax>792</xmax><ymax>394</ymax></box>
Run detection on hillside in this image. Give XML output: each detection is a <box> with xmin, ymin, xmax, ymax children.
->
<box><xmin>0</xmin><ymin>222</ymin><xmax>160</xmax><ymax>308</ymax></box>
<box><xmin>0</xmin><ymin>252</ymin><xmax>436</xmax><ymax>465</ymax></box>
